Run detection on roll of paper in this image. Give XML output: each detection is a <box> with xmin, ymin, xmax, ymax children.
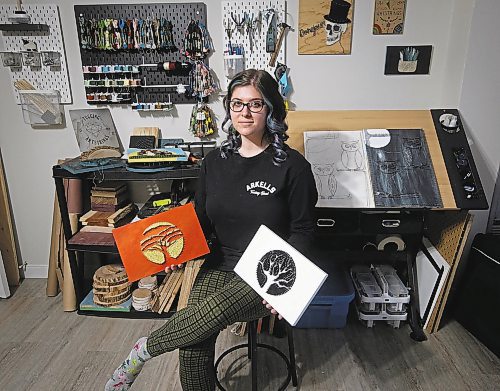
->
<box><xmin>64</xmin><ymin>179</ymin><xmax>83</xmax><ymax>214</ymax></box>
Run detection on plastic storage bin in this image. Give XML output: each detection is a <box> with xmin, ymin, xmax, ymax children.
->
<box><xmin>351</xmin><ymin>264</ymin><xmax>410</xmax><ymax>328</ymax></box>
<box><xmin>296</xmin><ymin>266</ymin><xmax>355</xmax><ymax>329</ymax></box>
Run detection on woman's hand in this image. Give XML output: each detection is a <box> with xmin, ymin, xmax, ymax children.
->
<box><xmin>164</xmin><ymin>263</ymin><xmax>184</xmax><ymax>273</ymax></box>
<box><xmin>262</xmin><ymin>299</ymin><xmax>283</xmax><ymax>320</ymax></box>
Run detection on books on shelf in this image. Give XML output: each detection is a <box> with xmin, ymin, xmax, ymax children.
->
<box><xmin>304</xmin><ymin>129</ymin><xmax>443</xmax><ymax>208</ymax></box>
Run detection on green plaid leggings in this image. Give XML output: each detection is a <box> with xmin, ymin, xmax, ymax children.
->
<box><xmin>147</xmin><ymin>269</ymin><xmax>270</xmax><ymax>390</ymax></box>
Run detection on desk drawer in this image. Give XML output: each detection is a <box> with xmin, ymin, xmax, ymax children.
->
<box><xmin>360</xmin><ymin>212</ymin><xmax>423</xmax><ymax>234</ymax></box>
<box><xmin>315</xmin><ymin>209</ymin><xmax>359</xmax><ymax>235</ymax></box>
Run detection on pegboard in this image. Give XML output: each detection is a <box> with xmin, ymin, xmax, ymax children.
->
<box><xmin>425</xmin><ymin>210</ymin><xmax>470</xmax><ymax>265</ymax></box>
<box><xmin>0</xmin><ymin>4</ymin><xmax>72</xmax><ymax>104</ymax></box>
<box><xmin>74</xmin><ymin>3</ymin><xmax>208</xmax><ymax>105</ymax></box>
<box><xmin>221</xmin><ymin>0</ymin><xmax>286</xmax><ymax>89</ymax></box>
<box><xmin>424</xmin><ymin>211</ymin><xmax>473</xmax><ymax>333</ymax></box>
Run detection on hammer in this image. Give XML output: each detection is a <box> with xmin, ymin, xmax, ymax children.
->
<box><xmin>269</xmin><ymin>22</ymin><xmax>292</xmax><ymax>67</ymax></box>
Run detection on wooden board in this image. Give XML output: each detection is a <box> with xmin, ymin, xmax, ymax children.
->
<box><xmin>432</xmin><ymin>214</ymin><xmax>473</xmax><ymax>332</ymax></box>
<box><xmin>0</xmin><ymin>250</ymin><xmax>10</xmax><ymax>298</ymax></box>
<box><xmin>0</xmin><ymin>149</ymin><xmax>20</xmax><ymax>286</ymax></box>
<box><xmin>177</xmin><ymin>258</ymin><xmax>204</xmax><ymax>310</ymax></box>
<box><xmin>298</xmin><ymin>0</ymin><xmax>354</xmax><ymax>55</ymax></box>
<box><xmin>373</xmin><ymin>0</ymin><xmax>406</xmax><ymax>35</ymax></box>
<box><xmin>286</xmin><ymin>110</ymin><xmax>456</xmax><ymax>209</ymax></box>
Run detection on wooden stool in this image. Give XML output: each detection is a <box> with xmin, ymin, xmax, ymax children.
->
<box><xmin>214</xmin><ymin>319</ymin><xmax>298</xmax><ymax>390</ymax></box>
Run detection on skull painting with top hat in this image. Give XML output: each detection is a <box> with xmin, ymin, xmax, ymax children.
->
<box><xmin>324</xmin><ymin>0</ymin><xmax>352</xmax><ymax>47</ymax></box>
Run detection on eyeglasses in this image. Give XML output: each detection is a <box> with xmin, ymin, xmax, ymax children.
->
<box><xmin>452</xmin><ymin>147</ymin><xmax>480</xmax><ymax>199</ymax></box>
<box><xmin>229</xmin><ymin>100</ymin><xmax>266</xmax><ymax>113</ymax></box>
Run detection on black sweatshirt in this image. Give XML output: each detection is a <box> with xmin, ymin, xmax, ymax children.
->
<box><xmin>194</xmin><ymin>145</ymin><xmax>318</xmax><ymax>271</ymax></box>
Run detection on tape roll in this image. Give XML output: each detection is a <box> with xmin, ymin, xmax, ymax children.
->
<box><xmin>377</xmin><ymin>235</ymin><xmax>406</xmax><ymax>251</ymax></box>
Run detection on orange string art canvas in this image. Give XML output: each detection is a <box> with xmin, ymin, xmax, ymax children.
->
<box><xmin>112</xmin><ymin>203</ymin><xmax>209</xmax><ymax>282</ymax></box>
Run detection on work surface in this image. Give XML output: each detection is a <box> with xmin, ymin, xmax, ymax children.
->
<box><xmin>1</xmin><ymin>279</ymin><xmax>498</xmax><ymax>390</ymax></box>
<box><xmin>286</xmin><ymin>110</ymin><xmax>456</xmax><ymax>209</ymax></box>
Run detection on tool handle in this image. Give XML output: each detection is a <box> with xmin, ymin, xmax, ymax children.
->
<box><xmin>269</xmin><ymin>28</ymin><xmax>286</xmax><ymax>67</ymax></box>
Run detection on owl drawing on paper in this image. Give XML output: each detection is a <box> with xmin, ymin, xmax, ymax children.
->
<box><xmin>402</xmin><ymin>137</ymin><xmax>428</xmax><ymax>168</ymax></box>
<box><xmin>312</xmin><ymin>164</ymin><xmax>337</xmax><ymax>199</ymax></box>
<box><xmin>340</xmin><ymin>141</ymin><xmax>363</xmax><ymax>170</ymax></box>
<box><xmin>377</xmin><ymin>160</ymin><xmax>401</xmax><ymax>197</ymax></box>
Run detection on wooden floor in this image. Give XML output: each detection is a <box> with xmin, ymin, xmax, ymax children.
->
<box><xmin>0</xmin><ymin>279</ymin><xmax>498</xmax><ymax>391</ymax></box>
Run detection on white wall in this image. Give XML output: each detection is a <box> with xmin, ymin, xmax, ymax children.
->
<box><xmin>459</xmin><ymin>0</ymin><xmax>500</xmax><ymax>237</ymax></box>
<box><xmin>0</xmin><ymin>0</ymin><xmax>475</xmax><ymax>277</ymax></box>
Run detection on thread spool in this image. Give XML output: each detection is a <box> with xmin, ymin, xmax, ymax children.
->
<box><xmin>376</xmin><ymin>235</ymin><xmax>406</xmax><ymax>252</ymax></box>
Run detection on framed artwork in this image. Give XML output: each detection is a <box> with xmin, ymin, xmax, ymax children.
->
<box><xmin>112</xmin><ymin>203</ymin><xmax>210</xmax><ymax>282</ymax></box>
<box><xmin>384</xmin><ymin>45</ymin><xmax>433</xmax><ymax>75</ymax></box>
<box><xmin>373</xmin><ymin>0</ymin><xmax>406</xmax><ymax>35</ymax></box>
<box><xmin>416</xmin><ymin>238</ymin><xmax>450</xmax><ymax>329</ymax></box>
<box><xmin>298</xmin><ymin>0</ymin><xmax>355</xmax><ymax>55</ymax></box>
<box><xmin>234</xmin><ymin>225</ymin><xmax>328</xmax><ymax>326</ymax></box>
<box><xmin>69</xmin><ymin>108</ymin><xmax>121</xmax><ymax>153</ymax></box>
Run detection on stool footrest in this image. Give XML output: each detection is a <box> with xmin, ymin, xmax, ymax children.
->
<box><xmin>214</xmin><ymin>342</ymin><xmax>294</xmax><ymax>391</ymax></box>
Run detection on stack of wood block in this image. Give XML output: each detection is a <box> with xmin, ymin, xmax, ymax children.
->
<box><xmin>93</xmin><ymin>264</ymin><xmax>131</xmax><ymax>307</ymax></box>
<box><xmin>79</xmin><ymin>182</ymin><xmax>137</xmax><ymax>231</ymax></box>
<box><xmin>90</xmin><ymin>182</ymin><xmax>129</xmax><ymax>212</ymax></box>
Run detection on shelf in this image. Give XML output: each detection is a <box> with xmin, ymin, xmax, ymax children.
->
<box><xmin>0</xmin><ymin>23</ymin><xmax>49</xmax><ymax>32</ymax></box>
<box><xmin>67</xmin><ymin>242</ymin><xmax>119</xmax><ymax>254</ymax></box>
<box><xmin>53</xmin><ymin>162</ymin><xmax>200</xmax><ymax>181</ymax></box>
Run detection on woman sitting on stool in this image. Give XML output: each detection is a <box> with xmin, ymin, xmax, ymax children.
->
<box><xmin>105</xmin><ymin>69</ymin><xmax>318</xmax><ymax>391</ymax></box>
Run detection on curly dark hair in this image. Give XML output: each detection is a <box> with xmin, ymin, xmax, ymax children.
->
<box><xmin>220</xmin><ymin>69</ymin><xmax>288</xmax><ymax>165</ymax></box>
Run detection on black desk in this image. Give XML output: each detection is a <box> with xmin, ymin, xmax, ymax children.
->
<box><xmin>286</xmin><ymin>109</ymin><xmax>489</xmax><ymax>341</ymax></box>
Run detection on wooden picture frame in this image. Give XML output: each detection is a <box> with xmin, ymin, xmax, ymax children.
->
<box><xmin>298</xmin><ymin>0</ymin><xmax>355</xmax><ymax>55</ymax></box>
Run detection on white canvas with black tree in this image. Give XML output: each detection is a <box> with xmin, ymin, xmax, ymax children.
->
<box><xmin>257</xmin><ymin>250</ymin><xmax>297</xmax><ymax>295</ymax></box>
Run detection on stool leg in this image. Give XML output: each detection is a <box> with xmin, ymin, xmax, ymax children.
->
<box><xmin>249</xmin><ymin>320</ymin><xmax>258</xmax><ymax>391</ymax></box>
<box><xmin>287</xmin><ymin>325</ymin><xmax>298</xmax><ymax>386</ymax></box>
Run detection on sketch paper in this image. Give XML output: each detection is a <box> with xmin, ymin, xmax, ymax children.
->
<box><xmin>365</xmin><ymin>129</ymin><xmax>442</xmax><ymax>208</ymax></box>
<box><xmin>69</xmin><ymin>108</ymin><xmax>121</xmax><ymax>153</ymax></box>
<box><xmin>234</xmin><ymin>225</ymin><xmax>328</xmax><ymax>326</ymax></box>
<box><xmin>304</xmin><ymin>129</ymin><xmax>443</xmax><ymax>208</ymax></box>
<box><xmin>416</xmin><ymin>238</ymin><xmax>450</xmax><ymax>329</ymax></box>
<box><xmin>304</xmin><ymin>131</ymin><xmax>373</xmax><ymax>208</ymax></box>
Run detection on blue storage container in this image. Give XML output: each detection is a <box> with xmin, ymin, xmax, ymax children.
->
<box><xmin>296</xmin><ymin>266</ymin><xmax>355</xmax><ymax>329</ymax></box>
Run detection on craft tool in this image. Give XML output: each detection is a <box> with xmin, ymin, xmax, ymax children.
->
<box><xmin>269</xmin><ymin>23</ymin><xmax>292</xmax><ymax>67</ymax></box>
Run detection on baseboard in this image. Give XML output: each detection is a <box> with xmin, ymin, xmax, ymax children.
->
<box><xmin>24</xmin><ymin>265</ymin><xmax>48</xmax><ymax>279</ymax></box>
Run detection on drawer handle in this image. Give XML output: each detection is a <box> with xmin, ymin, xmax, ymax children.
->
<box><xmin>382</xmin><ymin>219</ymin><xmax>400</xmax><ymax>228</ymax></box>
<box><xmin>317</xmin><ymin>218</ymin><xmax>335</xmax><ymax>227</ymax></box>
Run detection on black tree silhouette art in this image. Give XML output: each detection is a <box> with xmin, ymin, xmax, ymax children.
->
<box><xmin>256</xmin><ymin>250</ymin><xmax>296</xmax><ymax>295</ymax></box>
